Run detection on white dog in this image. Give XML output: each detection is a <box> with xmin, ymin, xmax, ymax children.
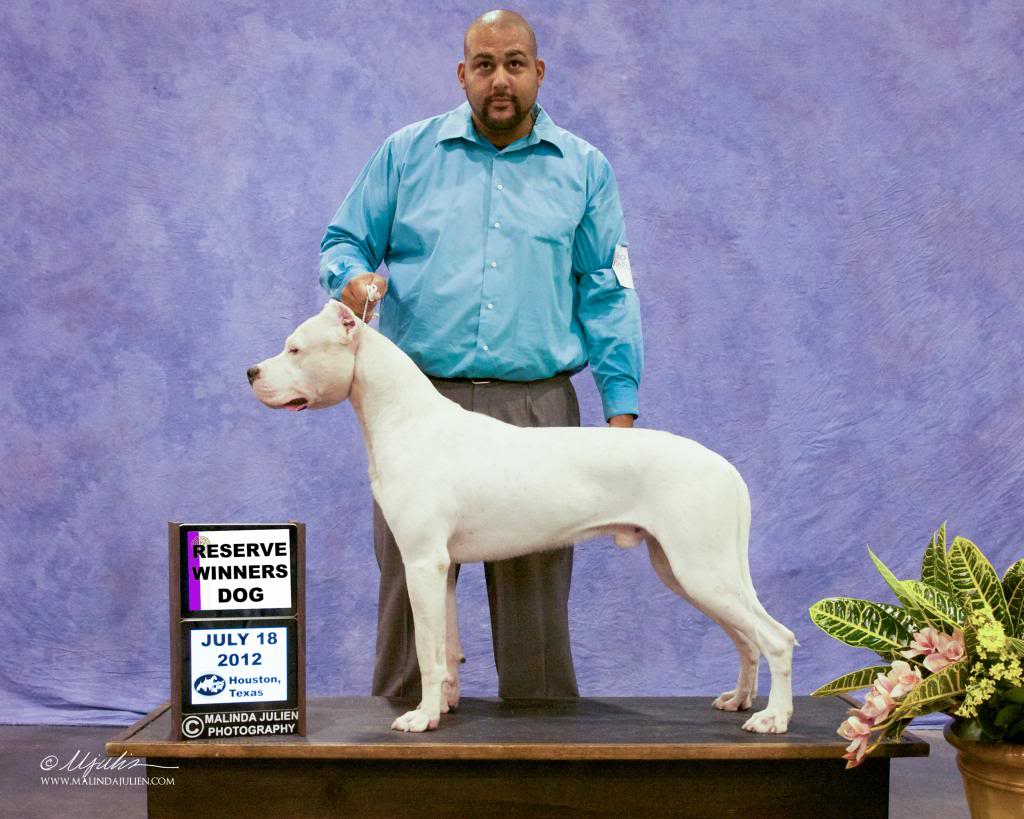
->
<box><xmin>249</xmin><ymin>300</ymin><xmax>796</xmax><ymax>734</ymax></box>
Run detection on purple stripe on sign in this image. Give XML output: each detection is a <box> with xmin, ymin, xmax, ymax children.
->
<box><xmin>187</xmin><ymin>530</ymin><xmax>202</xmax><ymax>611</ymax></box>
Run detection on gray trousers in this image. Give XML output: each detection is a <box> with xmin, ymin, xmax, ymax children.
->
<box><xmin>371</xmin><ymin>373</ymin><xmax>581</xmax><ymax>699</ymax></box>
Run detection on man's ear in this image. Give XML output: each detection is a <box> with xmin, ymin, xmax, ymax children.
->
<box><xmin>326</xmin><ymin>299</ymin><xmax>359</xmax><ymax>344</ymax></box>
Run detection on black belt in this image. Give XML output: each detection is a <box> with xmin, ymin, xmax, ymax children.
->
<box><xmin>428</xmin><ymin>372</ymin><xmax>571</xmax><ymax>386</ymax></box>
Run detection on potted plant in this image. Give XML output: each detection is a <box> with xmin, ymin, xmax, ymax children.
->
<box><xmin>808</xmin><ymin>524</ymin><xmax>1024</xmax><ymax>816</ymax></box>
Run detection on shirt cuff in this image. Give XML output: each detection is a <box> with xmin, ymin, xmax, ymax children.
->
<box><xmin>319</xmin><ymin>252</ymin><xmax>372</xmax><ymax>301</ymax></box>
<box><xmin>600</xmin><ymin>377</ymin><xmax>639</xmax><ymax>421</ymax></box>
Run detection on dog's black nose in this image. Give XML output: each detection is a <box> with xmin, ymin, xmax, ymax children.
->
<box><xmin>247</xmin><ymin>366</ymin><xmax>260</xmax><ymax>384</ymax></box>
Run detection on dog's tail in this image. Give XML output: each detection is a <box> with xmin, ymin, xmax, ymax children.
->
<box><xmin>733</xmin><ymin>467</ymin><xmax>801</xmax><ymax>648</ymax></box>
<box><xmin>733</xmin><ymin>466</ymin><xmax>757</xmax><ymax>611</ymax></box>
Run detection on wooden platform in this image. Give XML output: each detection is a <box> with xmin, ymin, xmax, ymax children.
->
<box><xmin>107</xmin><ymin>696</ymin><xmax>929</xmax><ymax>817</ymax></box>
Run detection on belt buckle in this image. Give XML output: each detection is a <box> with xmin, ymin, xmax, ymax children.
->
<box><xmin>470</xmin><ymin>378</ymin><xmax>492</xmax><ymax>385</ymax></box>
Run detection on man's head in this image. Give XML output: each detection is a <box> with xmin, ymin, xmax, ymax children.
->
<box><xmin>458</xmin><ymin>10</ymin><xmax>544</xmax><ymax>146</ymax></box>
<box><xmin>248</xmin><ymin>301</ymin><xmax>361</xmax><ymax>412</ymax></box>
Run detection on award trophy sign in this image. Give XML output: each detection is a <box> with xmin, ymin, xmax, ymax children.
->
<box><xmin>168</xmin><ymin>522</ymin><xmax>306</xmax><ymax>740</ymax></box>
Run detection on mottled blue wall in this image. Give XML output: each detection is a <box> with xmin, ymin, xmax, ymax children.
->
<box><xmin>2</xmin><ymin>0</ymin><xmax>1022</xmax><ymax>725</ymax></box>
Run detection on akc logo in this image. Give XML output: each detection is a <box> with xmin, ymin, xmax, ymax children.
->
<box><xmin>193</xmin><ymin>674</ymin><xmax>226</xmax><ymax>696</ymax></box>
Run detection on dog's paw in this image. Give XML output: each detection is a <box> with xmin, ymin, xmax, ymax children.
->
<box><xmin>442</xmin><ymin>676</ymin><xmax>460</xmax><ymax>713</ymax></box>
<box><xmin>742</xmin><ymin>707</ymin><xmax>791</xmax><ymax>734</ymax></box>
<box><xmin>391</xmin><ymin>709</ymin><xmax>439</xmax><ymax>733</ymax></box>
<box><xmin>713</xmin><ymin>689</ymin><xmax>753</xmax><ymax>712</ymax></box>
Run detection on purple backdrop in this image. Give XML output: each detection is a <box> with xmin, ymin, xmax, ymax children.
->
<box><xmin>2</xmin><ymin>0</ymin><xmax>1022</xmax><ymax>725</ymax></box>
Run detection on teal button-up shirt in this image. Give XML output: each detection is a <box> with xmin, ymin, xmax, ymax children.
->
<box><xmin>319</xmin><ymin>101</ymin><xmax>642</xmax><ymax>419</ymax></box>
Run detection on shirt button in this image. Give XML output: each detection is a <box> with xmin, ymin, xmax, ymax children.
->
<box><xmin>496</xmin><ymin>184</ymin><xmax>503</xmax><ymax>190</ymax></box>
<box><xmin>483</xmin><ymin>345</ymin><xmax>490</xmax><ymax>351</ymax></box>
<box><xmin>490</xmin><ymin>261</ymin><xmax>497</xmax><ymax>268</ymax></box>
<box><xmin>493</xmin><ymin>221</ymin><xmax>501</xmax><ymax>229</ymax></box>
<box><xmin>487</xmin><ymin>303</ymin><xmax>493</xmax><ymax>310</ymax></box>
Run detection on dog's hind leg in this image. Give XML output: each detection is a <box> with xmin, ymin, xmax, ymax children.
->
<box><xmin>391</xmin><ymin>549</ymin><xmax>450</xmax><ymax>733</ymax></box>
<box><xmin>649</xmin><ymin>534</ymin><xmax>795</xmax><ymax>733</ymax></box>
<box><xmin>646</xmin><ymin>537</ymin><xmax>759</xmax><ymax>711</ymax></box>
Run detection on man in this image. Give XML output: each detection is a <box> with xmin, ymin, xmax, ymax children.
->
<box><xmin>319</xmin><ymin>10</ymin><xmax>642</xmax><ymax>700</ymax></box>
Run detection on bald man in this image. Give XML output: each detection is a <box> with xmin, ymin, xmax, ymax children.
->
<box><xmin>320</xmin><ymin>10</ymin><xmax>643</xmax><ymax>699</ymax></box>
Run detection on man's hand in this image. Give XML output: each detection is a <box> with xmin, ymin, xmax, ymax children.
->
<box><xmin>341</xmin><ymin>273</ymin><xmax>388</xmax><ymax>320</ymax></box>
<box><xmin>608</xmin><ymin>414</ymin><xmax>636</xmax><ymax>428</ymax></box>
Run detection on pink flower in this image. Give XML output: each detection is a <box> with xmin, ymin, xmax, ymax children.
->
<box><xmin>923</xmin><ymin>630</ymin><xmax>965</xmax><ymax>673</ymax></box>
<box><xmin>837</xmin><ymin>659</ymin><xmax>925</xmax><ymax>769</ymax></box>
<box><xmin>842</xmin><ymin>736</ymin><xmax>870</xmax><ymax>768</ymax></box>
<box><xmin>860</xmin><ymin>691</ymin><xmax>893</xmax><ymax>721</ymax></box>
<box><xmin>901</xmin><ymin>626</ymin><xmax>941</xmax><ymax>659</ymax></box>
<box><xmin>838</xmin><ymin>715</ymin><xmax>872</xmax><ymax>768</ymax></box>
<box><xmin>838</xmin><ymin>713</ymin><xmax>872</xmax><ymax>741</ymax></box>
<box><xmin>885</xmin><ymin>660</ymin><xmax>923</xmax><ymax>697</ymax></box>
<box><xmin>834</xmin><ymin>658</ymin><xmax>929</xmax><ymax>769</ymax></box>
<box><xmin>858</xmin><ymin>661</ymin><xmax>921</xmax><ymax>725</ymax></box>
<box><xmin>901</xmin><ymin>628</ymin><xmax>965</xmax><ymax>674</ymax></box>
<box><xmin>870</xmin><ymin>661</ymin><xmax>923</xmax><ymax>703</ymax></box>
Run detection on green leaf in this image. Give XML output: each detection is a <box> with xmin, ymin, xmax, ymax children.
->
<box><xmin>901</xmin><ymin>580</ymin><xmax>967</xmax><ymax>629</ymax></box>
<box><xmin>868</xmin><ymin>547</ymin><xmax>962</xmax><ymax>631</ymax></box>
<box><xmin>949</xmin><ymin>537</ymin><xmax>1010</xmax><ymax>629</ymax></box>
<box><xmin>809</xmin><ymin>597</ymin><xmax>915</xmax><ymax>656</ymax></box>
<box><xmin>957</xmin><ymin>718</ymin><xmax>985</xmax><ymax>742</ymax></box>
<box><xmin>1005</xmin><ymin>687</ymin><xmax>1024</xmax><ymax>705</ymax></box>
<box><xmin>1008</xmin><ymin>637</ymin><xmax>1024</xmax><ymax>657</ymax></box>
<box><xmin>921</xmin><ymin>523</ymin><xmax>952</xmax><ymax>597</ymax></box>
<box><xmin>811</xmin><ymin>665</ymin><xmax>892</xmax><ymax>697</ymax></box>
<box><xmin>888</xmin><ymin>717</ymin><xmax>914</xmax><ymax>743</ymax></box>
<box><xmin>979</xmin><ymin>718</ymin><xmax>1005</xmax><ymax>742</ymax></box>
<box><xmin>963</xmin><ymin>618</ymin><xmax>982</xmax><ymax>663</ymax></box>
<box><xmin>869</xmin><ymin>548</ymin><xmax>936</xmax><ymax>629</ymax></box>
<box><xmin>995</xmin><ymin>704</ymin><xmax>1021</xmax><ymax>728</ymax></box>
<box><xmin>1002</xmin><ymin>559</ymin><xmax>1024</xmax><ymax>639</ymax></box>
<box><xmin>878</xmin><ymin>661</ymin><xmax>968</xmax><ymax>728</ymax></box>
<box><xmin>1003</xmin><ymin>558</ymin><xmax>1024</xmax><ymax>584</ymax></box>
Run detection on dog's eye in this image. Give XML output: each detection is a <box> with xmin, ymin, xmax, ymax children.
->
<box><xmin>287</xmin><ymin>347</ymin><xmax>300</xmax><ymax>355</ymax></box>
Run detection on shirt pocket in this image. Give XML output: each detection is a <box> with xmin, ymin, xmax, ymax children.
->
<box><xmin>523</xmin><ymin>180</ymin><xmax>584</xmax><ymax>249</ymax></box>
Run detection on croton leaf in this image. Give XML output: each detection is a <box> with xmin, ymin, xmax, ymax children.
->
<box><xmin>811</xmin><ymin>665</ymin><xmax>892</xmax><ymax>697</ymax></box>
<box><xmin>920</xmin><ymin>523</ymin><xmax>952</xmax><ymax>597</ymax></box>
<box><xmin>878</xmin><ymin>661</ymin><xmax>968</xmax><ymax>729</ymax></box>
<box><xmin>809</xmin><ymin>597</ymin><xmax>914</xmax><ymax>656</ymax></box>
<box><xmin>1002</xmin><ymin>559</ymin><xmax>1024</xmax><ymax>640</ymax></box>
<box><xmin>901</xmin><ymin>580</ymin><xmax>966</xmax><ymax>630</ymax></box>
<box><xmin>869</xmin><ymin>548</ymin><xmax>949</xmax><ymax>631</ymax></box>
<box><xmin>888</xmin><ymin>717</ymin><xmax>915</xmax><ymax>743</ymax></box>
<box><xmin>949</xmin><ymin>537</ymin><xmax>1009</xmax><ymax>630</ymax></box>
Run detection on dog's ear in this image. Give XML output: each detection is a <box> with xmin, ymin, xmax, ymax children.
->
<box><xmin>326</xmin><ymin>299</ymin><xmax>359</xmax><ymax>344</ymax></box>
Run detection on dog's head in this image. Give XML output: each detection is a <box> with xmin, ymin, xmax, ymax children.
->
<box><xmin>248</xmin><ymin>300</ymin><xmax>360</xmax><ymax>411</ymax></box>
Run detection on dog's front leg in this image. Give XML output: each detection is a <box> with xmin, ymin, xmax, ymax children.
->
<box><xmin>443</xmin><ymin>564</ymin><xmax>462</xmax><ymax>713</ymax></box>
<box><xmin>391</xmin><ymin>554</ymin><xmax>449</xmax><ymax>732</ymax></box>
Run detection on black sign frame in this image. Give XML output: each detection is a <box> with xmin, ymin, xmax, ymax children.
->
<box><xmin>177</xmin><ymin>522</ymin><xmax>300</xmax><ymax>620</ymax></box>
<box><xmin>181</xmin><ymin>618</ymin><xmax>299</xmax><ymax>713</ymax></box>
<box><xmin>169</xmin><ymin>521</ymin><xmax>306</xmax><ymax>740</ymax></box>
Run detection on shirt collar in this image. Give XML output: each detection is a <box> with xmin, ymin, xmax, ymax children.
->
<box><xmin>436</xmin><ymin>101</ymin><xmax>565</xmax><ymax>155</ymax></box>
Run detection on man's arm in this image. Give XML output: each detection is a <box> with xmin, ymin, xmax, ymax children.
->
<box><xmin>572</xmin><ymin>153</ymin><xmax>643</xmax><ymax>426</ymax></box>
<box><xmin>319</xmin><ymin>137</ymin><xmax>400</xmax><ymax>314</ymax></box>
